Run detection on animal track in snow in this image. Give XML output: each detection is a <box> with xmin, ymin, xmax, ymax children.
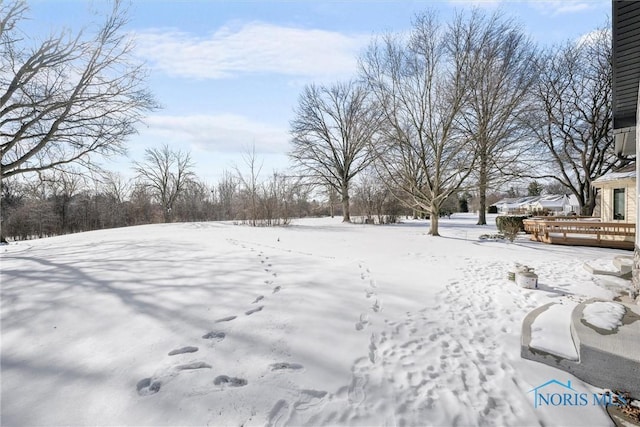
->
<box><xmin>245</xmin><ymin>306</ymin><xmax>264</xmax><ymax>315</ymax></box>
<box><xmin>252</xmin><ymin>295</ymin><xmax>264</xmax><ymax>304</ymax></box>
<box><xmin>136</xmin><ymin>378</ymin><xmax>161</xmax><ymax>396</ymax></box>
<box><xmin>202</xmin><ymin>331</ymin><xmax>225</xmax><ymax>341</ymax></box>
<box><xmin>272</xmin><ymin>286</ymin><xmax>281</xmax><ymax>293</ymax></box>
<box><xmin>372</xmin><ymin>299</ymin><xmax>382</xmax><ymax>312</ymax></box>
<box><xmin>213</xmin><ymin>375</ymin><xmax>247</xmax><ymax>387</ymax></box>
<box><xmin>168</xmin><ymin>346</ymin><xmax>198</xmax><ymax>356</ymax></box>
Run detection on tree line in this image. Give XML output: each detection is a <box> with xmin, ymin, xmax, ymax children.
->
<box><xmin>0</xmin><ymin>2</ymin><xmax>628</xmax><ymax>240</ymax></box>
<box><xmin>290</xmin><ymin>10</ymin><xmax>624</xmax><ymax>235</ymax></box>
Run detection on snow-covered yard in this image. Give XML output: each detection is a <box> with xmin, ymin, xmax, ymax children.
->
<box><xmin>0</xmin><ymin>214</ymin><xmax>630</xmax><ymax>426</ymax></box>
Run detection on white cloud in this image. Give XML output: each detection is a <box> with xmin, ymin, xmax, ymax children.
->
<box><xmin>139</xmin><ymin>114</ymin><xmax>290</xmax><ymax>155</ymax></box>
<box><xmin>528</xmin><ymin>1</ymin><xmax>596</xmax><ymax>15</ymax></box>
<box><xmin>448</xmin><ymin>0</ymin><xmax>502</xmax><ymax>7</ymax></box>
<box><xmin>576</xmin><ymin>28</ymin><xmax>610</xmax><ymax>47</ymax></box>
<box><xmin>134</xmin><ymin>22</ymin><xmax>369</xmax><ymax>80</ymax></box>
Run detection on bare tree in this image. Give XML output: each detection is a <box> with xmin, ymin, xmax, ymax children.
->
<box><xmin>235</xmin><ymin>145</ymin><xmax>263</xmax><ymax>226</ymax></box>
<box><xmin>290</xmin><ymin>80</ymin><xmax>380</xmax><ymax>223</ymax></box>
<box><xmin>524</xmin><ymin>27</ymin><xmax>619</xmax><ymax>215</ymax></box>
<box><xmin>134</xmin><ymin>145</ymin><xmax>194</xmax><ymax>223</ymax></box>
<box><xmin>0</xmin><ymin>0</ymin><xmax>157</xmax><ymax>181</ymax></box>
<box><xmin>216</xmin><ymin>170</ymin><xmax>238</xmax><ymax>221</ymax></box>
<box><xmin>453</xmin><ymin>10</ymin><xmax>538</xmax><ymax>225</ymax></box>
<box><xmin>360</xmin><ymin>11</ymin><xmax>475</xmax><ymax>236</ymax></box>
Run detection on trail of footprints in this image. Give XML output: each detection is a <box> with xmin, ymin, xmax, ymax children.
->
<box><xmin>355</xmin><ymin>263</ymin><xmax>382</xmax><ymax>331</ymax></box>
<box><xmin>264</xmin><ymin>261</ymin><xmax>385</xmax><ymax>426</ymax></box>
<box><xmin>136</xmin><ymin>245</ymin><xmax>303</xmax><ymax>397</ymax></box>
<box><xmin>270</xmin><ymin>259</ymin><xmax>543</xmax><ymax>426</ymax></box>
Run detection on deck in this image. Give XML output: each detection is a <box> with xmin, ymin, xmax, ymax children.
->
<box><xmin>522</xmin><ymin>217</ymin><xmax>635</xmax><ymax>250</ymax></box>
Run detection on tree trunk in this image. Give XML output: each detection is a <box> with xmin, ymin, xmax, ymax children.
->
<box><xmin>0</xmin><ymin>176</ymin><xmax>6</xmax><ymax>243</ymax></box>
<box><xmin>341</xmin><ymin>182</ymin><xmax>351</xmax><ymax>223</ymax></box>
<box><xmin>584</xmin><ymin>187</ymin><xmax>597</xmax><ymax>217</ymax></box>
<box><xmin>477</xmin><ymin>156</ymin><xmax>487</xmax><ymax>225</ymax></box>
<box><xmin>429</xmin><ymin>202</ymin><xmax>440</xmax><ymax>236</ymax></box>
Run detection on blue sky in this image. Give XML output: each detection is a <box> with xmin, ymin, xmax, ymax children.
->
<box><xmin>25</xmin><ymin>0</ymin><xmax>611</xmax><ymax>183</ymax></box>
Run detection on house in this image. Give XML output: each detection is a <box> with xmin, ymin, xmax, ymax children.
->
<box><xmin>612</xmin><ymin>0</ymin><xmax>640</xmax><ymax>301</ymax></box>
<box><xmin>529</xmin><ymin>194</ymin><xmax>572</xmax><ymax>215</ymax></box>
<box><xmin>592</xmin><ymin>164</ymin><xmax>636</xmax><ymax>223</ymax></box>
<box><xmin>492</xmin><ymin>194</ymin><xmax>574</xmax><ymax>216</ymax></box>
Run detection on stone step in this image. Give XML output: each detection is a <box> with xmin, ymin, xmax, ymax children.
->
<box><xmin>521</xmin><ymin>299</ymin><xmax>640</xmax><ymax>398</ymax></box>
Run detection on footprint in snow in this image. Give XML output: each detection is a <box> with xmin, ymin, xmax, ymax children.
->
<box><xmin>214</xmin><ymin>375</ymin><xmax>247</xmax><ymax>387</ymax></box>
<box><xmin>168</xmin><ymin>346</ymin><xmax>198</xmax><ymax>356</ymax></box>
<box><xmin>355</xmin><ymin>314</ymin><xmax>369</xmax><ymax>331</ymax></box>
<box><xmin>202</xmin><ymin>331</ymin><xmax>225</xmax><ymax>342</ymax></box>
<box><xmin>215</xmin><ymin>316</ymin><xmax>236</xmax><ymax>323</ymax></box>
<box><xmin>252</xmin><ymin>295</ymin><xmax>264</xmax><ymax>304</ymax></box>
<box><xmin>136</xmin><ymin>378</ymin><xmax>161</xmax><ymax>396</ymax></box>
<box><xmin>245</xmin><ymin>306</ymin><xmax>264</xmax><ymax>316</ymax></box>
<box><xmin>272</xmin><ymin>286</ymin><xmax>281</xmax><ymax>293</ymax></box>
<box><xmin>270</xmin><ymin>362</ymin><xmax>304</xmax><ymax>371</ymax></box>
<box><xmin>176</xmin><ymin>361</ymin><xmax>211</xmax><ymax>371</ymax></box>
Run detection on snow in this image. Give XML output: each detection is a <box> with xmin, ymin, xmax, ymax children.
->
<box><xmin>592</xmin><ymin>170</ymin><xmax>636</xmax><ymax>183</ymax></box>
<box><xmin>529</xmin><ymin>302</ymin><xmax>580</xmax><ymax>360</ymax></box>
<box><xmin>582</xmin><ymin>301</ymin><xmax>627</xmax><ymax>331</ymax></box>
<box><xmin>0</xmin><ymin>213</ymin><xmax>626</xmax><ymax>426</ymax></box>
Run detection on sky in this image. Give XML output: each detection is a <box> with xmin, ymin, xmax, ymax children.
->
<box><xmin>24</xmin><ymin>0</ymin><xmax>611</xmax><ymax>184</ymax></box>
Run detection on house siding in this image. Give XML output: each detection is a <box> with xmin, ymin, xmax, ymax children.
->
<box><xmin>599</xmin><ymin>183</ymin><xmax>636</xmax><ymax>223</ymax></box>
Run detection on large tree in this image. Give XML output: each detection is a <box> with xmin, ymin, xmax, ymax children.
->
<box><xmin>525</xmin><ymin>27</ymin><xmax>620</xmax><ymax>215</ymax></box>
<box><xmin>360</xmin><ymin>11</ymin><xmax>475</xmax><ymax>236</ymax></box>
<box><xmin>290</xmin><ymin>80</ymin><xmax>380</xmax><ymax>222</ymax></box>
<box><xmin>0</xmin><ymin>0</ymin><xmax>156</xmax><ymax>179</ymax></box>
<box><xmin>453</xmin><ymin>10</ymin><xmax>538</xmax><ymax>225</ymax></box>
<box><xmin>133</xmin><ymin>145</ymin><xmax>194</xmax><ymax>223</ymax></box>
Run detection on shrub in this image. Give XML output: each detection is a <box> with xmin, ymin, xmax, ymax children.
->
<box><xmin>496</xmin><ymin>215</ymin><xmax>529</xmax><ymax>233</ymax></box>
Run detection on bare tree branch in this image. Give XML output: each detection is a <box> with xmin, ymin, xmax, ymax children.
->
<box><xmin>0</xmin><ymin>0</ymin><xmax>158</xmax><ymax>180</ymax></box>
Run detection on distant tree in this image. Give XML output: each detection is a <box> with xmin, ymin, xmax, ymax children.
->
<box><xmin>506</xmin><ymin>186</ymin><xmax>521</xmax><ymax>198</ymax></box>
<box><xmin>290</xmin><ymin>80</ymin><xmax>380</xmax><ymax>223</ymax></box>
<box><xmin>458</xmin><ymin>192</ymin><xmax>471</xmax><ymax>213</ymax></box>
<box><xmin>360</xmin><ymin>11</ymin><xmax>476</xmax><ymax>236</ymax></box>
<box><xmin>0</xmin><ymin>1</ymin><xmax>156</xmax><ymax>180</ymax></box>
<box><xmin>453</xmin><ymin>9</ymin><xmax>538</xmax><ymax>225</ymax></box>
<box><xmin>525</xmin><ymin>26</ymin><xmax>619</xmax><ymax>215</ymax></box>
<box><xmin>527</xmin><ymin>180</ymin><xmax>543</xmax><ymax>196</ymax></box>
<box><xmin>544</xmin><ymin>181</ymin><xmax>567</xmax><ymax>195</ymax></box>
<box><xmin>216</xmin><ymin>171</ymin><xmax>238</xmax><ymax>221</ymax></box>
<box><xmin>134</xmin><ymin>145</ymin><xmax>194</xmax><ymax>223</ymax></box>
<box><xmin>235</xmin><ymin>145</ymin><xmax>263</xmax><ymax>226</ymax></box>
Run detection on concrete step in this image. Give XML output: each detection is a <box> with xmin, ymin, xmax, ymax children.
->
<box><xmin>521</xmin><ymin>299</ymin><xmax>640</xmax><ymax>398</ymax></box>
<box><xmin>583</xmin><ymin>257</ymin><xmax>633</xmax><ymax>279</ymax></box>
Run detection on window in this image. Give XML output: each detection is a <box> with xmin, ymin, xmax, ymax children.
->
<box><xmin>613</xmin><ymin>188</ymin><xmax>625</xmax><ymax>220</ymax></box>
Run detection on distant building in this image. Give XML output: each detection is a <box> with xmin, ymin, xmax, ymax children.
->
<box><xmin>491</xmin><ymin>194</ymin><xmax>575</xmax><ymax>216</ymax></box>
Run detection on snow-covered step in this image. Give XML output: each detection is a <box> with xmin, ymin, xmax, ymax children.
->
<box><xmin>583</xmin><ymin>256</ymin><xmax>633</xmax><ymax>279</ymax></box>
<box><xmin>521</xmin><ymin>300</ymin><xmax>640</xmax><ymax>398</ymax></box>
<box><xmin>613</xmin><ymin>255</ymin><xmax>634</xmax><ymax>275</ymax></box>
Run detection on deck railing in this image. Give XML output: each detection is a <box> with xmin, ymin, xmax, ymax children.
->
<box><xmin>522</xmin><ymin>218</ymin><xmax>635</xmax><ymax>250</ymax></box>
